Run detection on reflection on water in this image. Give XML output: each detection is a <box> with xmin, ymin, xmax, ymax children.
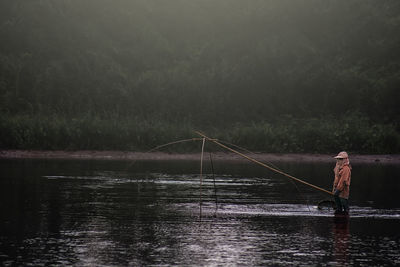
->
<box><xmin>0</xmin><ymin>159</ymin><xmax>399</xmax><ymax>266</ymax></box>
<box><xmin>333</xmin><ymin>217</ymin><xmax>350</xmax><ymax>265</ymax></box>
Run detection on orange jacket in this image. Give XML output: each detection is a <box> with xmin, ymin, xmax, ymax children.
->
<box><xmin>333</xmin><ymin>163</ymin><xmax>351</xmax><ymax>199</ymax></box>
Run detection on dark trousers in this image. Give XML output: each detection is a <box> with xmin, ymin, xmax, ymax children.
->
<box><xmin>334</xmin><ymin>195</ymin><xmax>349</xmax><ymax>212</ymax></box>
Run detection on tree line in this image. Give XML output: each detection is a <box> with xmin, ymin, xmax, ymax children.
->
<box><xmin>0</xmin><ymin>1</ymin><xmax>399</xmax><ymax>152</ymax></box>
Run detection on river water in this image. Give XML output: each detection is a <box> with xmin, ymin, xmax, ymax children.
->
<box><xmin>0</xmin><ymin>158</ymin><xmax>399</xmax><ymax>266</ymax></box>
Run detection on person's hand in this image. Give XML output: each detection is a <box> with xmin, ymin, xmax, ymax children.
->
<box><xmin>334</xmin><ymin>189</ymin><xmax>341</xmax><ymax>196</ymax></box>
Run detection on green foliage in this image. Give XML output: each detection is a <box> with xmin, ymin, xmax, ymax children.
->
<box><xmin>0</xmin><ymin>115</ymin><xmax>200</xmax><ymax>151</ymax></box>
<box><xmin>0</xmin><ymin>115</ymin><xmax>398</xmax><ymax>154</ymax></box>
<box><xmin>218</xmin><ymin>114</ymin><xmax>400</xmax><ymax>153</ymax></box>
<box><xmin>0</xmin><ymin>1</ymin><xmax>399</xmax><ymax>153</ymax></box>
<box><xmin>0</xmin><ymin>1</ymin><xmax>399</xmax><ymax>121</ymax></box>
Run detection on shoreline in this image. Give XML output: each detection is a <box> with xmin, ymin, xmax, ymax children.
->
<box><xmin>1</xmin><ymin>150</ymin><xmax>399</xmax><ymax>164</ymax></box>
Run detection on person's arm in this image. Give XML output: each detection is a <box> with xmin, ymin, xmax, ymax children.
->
<box><xmin>332</xmin><ymin>164</ymin><xmax>340</xmax><ymax>192</ymax></box>
<box><xmin>332</xmin><ymin>174</ymin><xmax>339</xmax><ymax>192</ymax></box>
<box><xmin>336</xmin><ymin>167</ymin><xmax>350</xmax><ymax>191</ymax></box>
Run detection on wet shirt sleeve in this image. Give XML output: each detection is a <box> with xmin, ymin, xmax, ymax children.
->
<box><xmin>337</xmin><ymin>167</ymin><xmax>350</xmax><ymax>191</ymax></box>
<box><xmin>333</xmin><ymin>175</ymin><xmax>339</xmax><ymax>191</ymax></box>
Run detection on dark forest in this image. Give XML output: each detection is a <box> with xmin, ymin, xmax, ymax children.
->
<box><xmin>0</xmin><ymin>0</ymin><xmax>399</xmax><ymax>153</ymax></box>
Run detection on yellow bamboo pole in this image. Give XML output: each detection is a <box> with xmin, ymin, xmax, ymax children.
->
<box><xmin>199</xmin><ymin>137</ymin><xmax>206</xmax><ymax>218</ymax></box>
<box><xmin>195</xmin><ymin>131</ymin><xmax>333</xmax><ymax>196</ymax></box>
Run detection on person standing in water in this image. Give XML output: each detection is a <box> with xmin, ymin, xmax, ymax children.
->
<box><xmin>332</xmin><ymin>151</ymin><xmax>351</xmax><ymax>214</ymax></box>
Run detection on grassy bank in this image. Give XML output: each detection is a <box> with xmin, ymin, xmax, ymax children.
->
<box><xmin>0</xmin><ymin>115</ymin><xmax>399</xmax><ymax>154</ymax></box>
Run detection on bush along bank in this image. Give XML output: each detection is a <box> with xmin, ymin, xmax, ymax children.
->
<box><xmin>0</xmin><ymin>115</ymin><xmax>399</xmax><ymax>154</ymax></box>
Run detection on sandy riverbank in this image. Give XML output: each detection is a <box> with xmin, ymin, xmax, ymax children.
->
<box><xmin>1</xmin><ymin>150</ymin><xmax>399</xmax><ymax>164</ymax></box>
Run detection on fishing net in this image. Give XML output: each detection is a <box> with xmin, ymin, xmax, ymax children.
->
<box><xmin>317</xmin><ymin>199</ymin><xmax>336</xmax><ymax>210</ymax></box>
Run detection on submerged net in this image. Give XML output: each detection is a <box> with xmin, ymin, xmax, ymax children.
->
<box><xmin>317</xmin><ymin>199</ymin><xmax>336</xmax><ymax>210</ymax></box>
